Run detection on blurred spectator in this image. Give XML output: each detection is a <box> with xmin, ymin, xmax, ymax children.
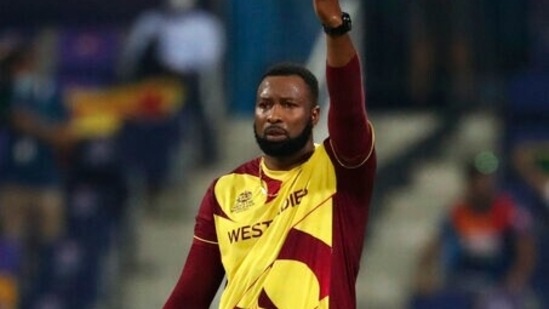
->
<box><xmin>118</xmin><ymin>0</ymin><xmax>225</xmax><ymax>215</ymax></box>
<box><xmin>0</xmin><ymin>33</ymin><xmax>25</xmax><ymax>309</ymax></box>
<box><xmin>0</xmin><ymin>38</ymin><xmax>75</xmax><ymax>307</ymax></box>
<box><xmin>120</xmin><ymin>0</ymin><xmax>225</xmax><ymax>79</ymax></box>
<box><xmin>408</xmin><ymin>0</ymin><xmax>474</xmax><ymax>110</ymax></box>
<box><xmin>411</xmin><ymin>153</ymin><xmax>538</xmax><ymax>309</ymax></box>
<box><xmin>407</xmin><ymin>0</ymin><xmax>530</xmax><ymax>111</ymax></box>
<box><xmin>119</xmin><ymin>0</ymin><xmax>225</xmax><ymax>165</ymax></box>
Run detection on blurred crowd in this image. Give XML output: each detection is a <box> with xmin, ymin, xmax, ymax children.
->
<box><xmin>0</xmin><ymin>0</ymin><xmax>224</xmax><ymax>307</ymax></box>
<box><xmin>395</xmin><ymin>1</ymin><xmax>549</xmax><ymax>308</ymax></box>
<box><xmin>0</xmin><ymin>0</ymin><xmax>548</xmax><ymax>308</ymax></box>
<box><xmin>364</xmin><ymin>0</ymin><xmax>545</xmax><ymax>112</ymax></box>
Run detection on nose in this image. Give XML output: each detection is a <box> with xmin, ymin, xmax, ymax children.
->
<box><xmin>266</xmin><ymin>103</ymin><xmax>282</xmax><ymax>123</ymax></box>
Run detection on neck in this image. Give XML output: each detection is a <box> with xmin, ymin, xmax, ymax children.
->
<box><xmin>263</xmin><ymin>142</ymin><xmax>315</xmax><ymax>171</ymax></box>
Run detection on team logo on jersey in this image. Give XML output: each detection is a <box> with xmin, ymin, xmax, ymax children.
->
<box><xmin>231</xmin><ymin>191</ymin><xmax>254</xmax><ymax>213</ymax></box>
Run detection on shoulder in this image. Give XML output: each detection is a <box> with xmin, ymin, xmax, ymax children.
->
<box><xmin>229</xmin><ymin>157</ymin><xmax>261</xmax><ymax>176</ymax></box>
<box><xmin>492</xmin><ymin>193</ymin><xmax>520</xmax><ymax>216</ymax></box>
<box><xmin>493</xmin><ymin>193</ymin><xmax>533</xmax><ymax>231</ymax></box>
<box><xmin>191</xmin><ymin>10</ymin><xmax>222</xmax><ymax>22</ymax></box>
<box><xmin>135</xmin><ymin>10</ymin><xmax>163</xmax><ymax>26</ymax></box>
<box><xmin>212</xmin><ymin>158</ymin><xmax>261</xmax><ymax>188</ymax></box>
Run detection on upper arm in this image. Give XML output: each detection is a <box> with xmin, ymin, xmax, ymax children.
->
<box><xmin>328</xmin><ymin>121</ymin><xmax>375</xmax><ymax>169</ymax></box>
<box><xmin>326</xmin><ymin>55</ymin><xmax>373</xmax><ymax>168</ymax></box>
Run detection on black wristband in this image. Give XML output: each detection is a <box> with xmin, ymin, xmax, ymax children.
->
<box><xmin>322</xmin><ymin>12</ymin><xmax>352</xmax><ymax>37</ymax></box>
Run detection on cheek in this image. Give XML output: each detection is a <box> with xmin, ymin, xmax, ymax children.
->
<box><xmin>253</xmin><ymin>117</ymin><xmax>264</xmax><ymax>132</ymax></box>
<box><xmin>255</xmin><ymin>107</ymin><xmax>268</xmax><ymax>121</ymax></box>
<box><xmin>288</xmin><ymin>118</ymin><xmax>308</xmax><ymax>135</ymax></box>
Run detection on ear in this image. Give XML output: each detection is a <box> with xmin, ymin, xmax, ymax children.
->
<box><xmin>311</xmin><ymin>105</ymin><xmax>321</xmax><ymax>126</ymax></box>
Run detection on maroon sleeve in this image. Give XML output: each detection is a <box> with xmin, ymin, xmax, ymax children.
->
<box><xmin>163</xmin><ymin>241</ymin><xmax>225</xmax><ymax>308</ymax></box>
<box><xmin>326</xmin><ymin>55</ymin><xmax>373</xmax><ymax>167</ymax></box>
<box><xmin>194</xmin><ymin>182</ymin><xmax>220</xmax><ymax>243</ymax></box>
<box><xmin>163</xmin><ymin>182</ymin><xmax>225</xmax><ymax>308</ymax></box>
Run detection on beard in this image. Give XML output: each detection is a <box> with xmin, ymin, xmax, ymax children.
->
<box><xmin>254</xmin><ymin>120</ymin><xmax>313</xmax><ymax>158</ymax></box>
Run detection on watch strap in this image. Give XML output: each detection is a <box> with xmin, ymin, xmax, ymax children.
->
<box><xmin>322</xmin><ymin>12</ymin><xmax>352</xmax><ymax>37</ymax></box>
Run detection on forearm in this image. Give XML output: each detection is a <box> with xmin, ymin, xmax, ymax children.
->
<box><xmin>326</xmin><ymin>33</ymin><xmax>357</xmax><ymax>68</ymax></box>
<box><xmin>317</xmin><ymin>4</ymin><xmax>372</xmax><ymax>165</ymax></box>
<box><xmin>164</xmin><ymin>240</ymin><xmax>225</xmax><ymax>309</ymax></box>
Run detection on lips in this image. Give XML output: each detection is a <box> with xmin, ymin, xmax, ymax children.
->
<box><xmin>264</xmin><ymin>126</ymin><xmax>287</xmax><ymax>136</ymax></box>
<box><xmin>263</xmin><ymin>127</ymin><xmax>288</xmax><ymax>142</ymax></box>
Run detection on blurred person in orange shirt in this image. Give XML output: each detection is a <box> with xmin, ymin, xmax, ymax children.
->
<box><xmin>412</xmin><ymin>153</ymin><xmax>537</xmax><ymax>309</ymax></box>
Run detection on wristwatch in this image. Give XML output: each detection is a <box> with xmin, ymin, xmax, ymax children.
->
<box><xmin>323</xmin><ymin>12</ymin><xmax>352</xmax><ymax>37</ymax></box>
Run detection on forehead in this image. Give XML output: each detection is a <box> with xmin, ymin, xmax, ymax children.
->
<box><xmin>257</xmin><ymin>75</ymin><xmax>309</xmax><ymax>99</ymax></box>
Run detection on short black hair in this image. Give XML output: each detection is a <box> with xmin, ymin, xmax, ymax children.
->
<box><xmin>261</xmin><ymin>62</ymin><xmax>319</xmax><ymax>106</ymax></box>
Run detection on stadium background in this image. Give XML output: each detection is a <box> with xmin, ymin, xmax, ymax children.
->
<box><xmin>0</xmin><ymin>0</ymin><xmax>548</xmax><ymax>308</ymax></box>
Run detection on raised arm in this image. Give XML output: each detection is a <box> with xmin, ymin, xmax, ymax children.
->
<box><xmin>315</xmin><ymin>0</ymin><xmax>373</xmax><ymax>167</ymax></box>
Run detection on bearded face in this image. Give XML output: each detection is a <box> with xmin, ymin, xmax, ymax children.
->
<box><xmin>254</xmin><ymin>119</ymin><xmax>313</xmax><ymax>158</ymax></box>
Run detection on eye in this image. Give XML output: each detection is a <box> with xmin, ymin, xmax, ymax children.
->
<box><xmin>281</xmin><ymin>101</ymin><xmax>296</xmax><ymax>108</ymax></box>
<box><xmin>257</xmin><ymin>100</ymin><xmax>271</xmax><ymax>110</ymax></box>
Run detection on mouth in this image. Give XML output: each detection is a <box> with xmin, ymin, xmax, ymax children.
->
<box><xmin>264</xmin><ymin>126</ymin><xmax>288</xmax><ymax>141</ymax></box>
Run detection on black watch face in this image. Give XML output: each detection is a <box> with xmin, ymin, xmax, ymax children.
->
<box><xmin>324</xmin><ymin>14</ymin><xmax>351</xmax><ymax>36</ymax></box>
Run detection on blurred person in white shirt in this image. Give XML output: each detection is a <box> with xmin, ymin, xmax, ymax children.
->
<box><xmin>120</xmin><ymin>0</ymin><xmax>226</xmax><ymax>169</ymax></box>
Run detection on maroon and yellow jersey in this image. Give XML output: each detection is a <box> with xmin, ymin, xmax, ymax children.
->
<box><xmin>164</xmin><ymin>55</ymin><xmax>374</xmax><ymax>309</ymax></box>
<box><xmin>195</xmin><ymin>132</ymin><xmax>375</xmax><ymax>308</ymax></box>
